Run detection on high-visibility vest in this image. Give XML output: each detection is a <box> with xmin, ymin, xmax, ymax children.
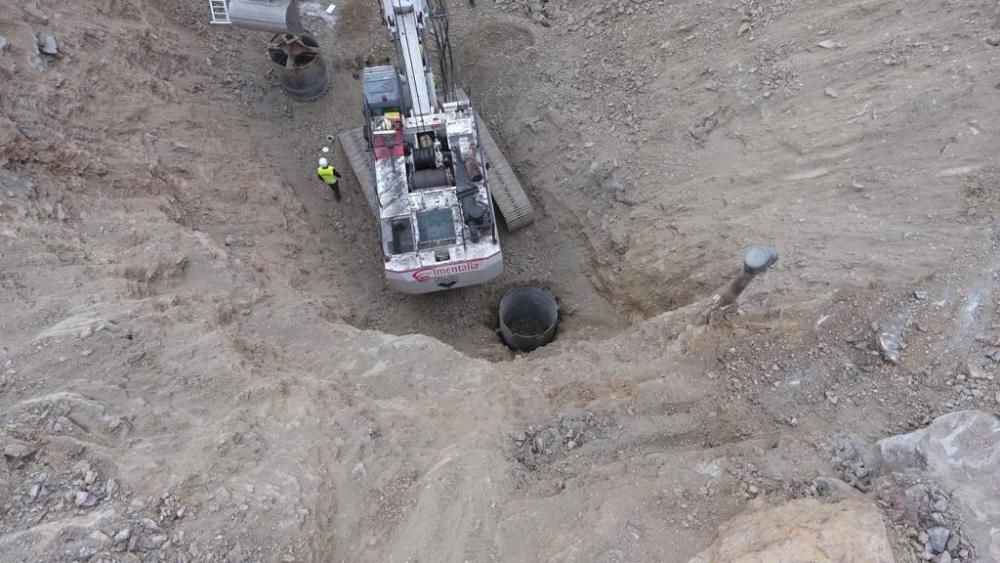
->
<box><xmin>317</xmin><ymin>165</ymin><xmax>338</xmax><ymax>185</ymax></box>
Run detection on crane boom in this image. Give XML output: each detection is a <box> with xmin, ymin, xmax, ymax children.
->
<box><xmin>380</xmin><ymin>0</ymin><xmax>437</xmax><ymax>119</ymax></box>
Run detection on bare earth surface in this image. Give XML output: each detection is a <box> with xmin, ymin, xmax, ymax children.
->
<box><xmin>1</xmin><ymin>0</ymin><xmax>1000</xmax><ymax>561</ymax></box>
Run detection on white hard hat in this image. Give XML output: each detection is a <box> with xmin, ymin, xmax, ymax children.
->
<box><xmin>321</xmin><ymin>146</ymin><xmax>330</xmax><ymax>154</ymax></box>
<box><xmin>318</xmin><ymin>157</ymin><xmax>329</xmax><ymax>167</ymax></box>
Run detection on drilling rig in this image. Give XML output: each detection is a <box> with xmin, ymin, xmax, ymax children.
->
<box><xmin>209</xmin><ymin>0</ymin><xmax>534</xmax><ymax>293</ymax></box>
<box><xmin>338</xmin><ymin>0</ymin><xmax>534</xmax><ymax>293</ymax></box>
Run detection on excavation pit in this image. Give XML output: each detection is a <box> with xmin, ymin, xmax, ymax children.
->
<box><xmin>498</xmin><ymin>286</ymin><xmax>559</xmax><ymax>352</ymax></box>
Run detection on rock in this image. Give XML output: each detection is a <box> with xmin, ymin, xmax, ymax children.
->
<box><xmin>139</xmin><ymin>534</ymin><xmax>167</xmax><ymax>551</ymax></box>
<box><xmin>601</xmin><ymin>175</ymin><xmax>625</xmax><ymax>194</ymax></box>
<box><xmin>946</xmin><ymin>531</ymin><xmax>959</xmax><ymax>552</ymax></box>
<box><xmin>104</xmin><ymin>478</ymin><xmax>118</xmax><ymax>496</ymax></box>
<box><xmin>21</xmin><ymin>4</ymin><xmax>49</xmax><ymax>24</ymax></box>
<box><xmin>88</xmin><ymin>530</ymin><xmax>111</xmax><ymax>548</ymax></box>
<box><xmin>29</xmin><ymin>483</ymin><xmax>41</xmax><ymax>499</ymax></box>
<box><xmin>937</xmin><ymin>551</ymin><xmax>951</xmax><ymax>563</ymax></box>
<box><xmin>811</xmin><ymin>476</ymin><xmax>861</xmax><ymax>500</ymax></box>
<box><xmin>55</xmin><ymin>415</ymin><xmax>73</xmax><ymax>432</ymax></box>
<box><xmin>876</xmin><ymin>331</ymin><xmax>902</xmax><ymax>364</ymax></box>
<box><xmin>78</xmin><ymin>544</ymin><xmax>98</xmax><ymax>560</ymax></box>
<box><xmin>687</xmin><ymin>498</ymin><xmax>893</xmax><ymax>562</ymax></box>
<box><xmin>530</xmin><ymin>11</ymin><xmax>549</xmax><ymax>27</ymax></box>
<box><xmin>903</xmin><ymin>483</ymin><xmax>930</xmax><ymax>508</ymax></box>
<box><xmin>351</xmin><ymin>462</ymin><xmax>367</xmax><ymax>479</ymax></box>
<box><xmin>986</xmin><ymin>37</ymin><xmax>1000</xmax><ymax>47</ymax></box>
<box><xmin>926</xmin><ymin>527</ymin><xmax>949</xmax><ymax>553</ymax></box>
<box><xmin>824</xmin><ymin>87</ymin><xmax>839</xmax><ymax>98</ymax></box>
<box><xmin>962</xmin><ymin>361</ymin><xmax>989</xmax><ymax>380</ymax></box>
<box><xmin>0</xmin><ymin>36</ymin><xmax>8</xmax><ymax>56</ymax></box>
<box><xmin>931</xmin><ymin>496</ymin><xmax>948</xmax><ymax>513</ymax></box>
<box><xmin>3</xmin><ymin>440</ymin><xmax>36</xmax><ymax>459</ymax></box>
<box><xmin>688</xmin><ymin>114</ymin><xmax>718</xmax><ymax>143</ymax></box>
<box><xmin>817</xmin><ymin>39</ymin><xmax>842</xmax><ymax>49</ymax></box>
<box><xmin>876</xmin><ymin>411</ymin><xmax>1000</xmax><ymax>561</ymax></box>
<box><xmin>114</xmin><ymin>527</ymin><xmax>132</xmax><ymax>543</ymax></box>
<box><xmin>74</xmin><ymin>490</ymin><xmax>90</xmax><ymax>507</ymax></box>
<box><xmin>85</xmin><ymin>470</ymin><xmax>97</xmax><ymax>485</ymax></box>
<box><xmin>609</xmin><ymin>228</ymin><xmax>630</xmax><ymax>254</ymax></box>
<box><xmin>36</xmin><ymin>32</ymin><xmax>58</xmax><ymax>56</ymax></box>
<box><xmin>914</xmin><ymin>290</ymin><xmax>928</xmax><ymax>300</ymax></box>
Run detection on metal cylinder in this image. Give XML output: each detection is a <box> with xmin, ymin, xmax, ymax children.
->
<box><xmin>412</xmin><ymin>168</ymin><xmax>450</xmax><ymax>190</ymax></box>
<box><xmin>412</xmin><ymin>147</ymin><xmax>436</xmax><ymax>171</ymax></box>
<box><xmin>229</xmin><ymin>0</ymin><xmax>303</xmax><ymax>34</ymax></box>
<box><xmin>267</xmin><ymin>33</ymin><xmax>331</xmax><ymax>101</ymax></box>
<box><xmin>498</xmin><ymin>286</ymin><xmax>559</xmax><ymax>352</ymax></box>
<box><xmin>714</xmin><ymin>245</ymin><xmax>780</xmax><ymax>309</ymax></box>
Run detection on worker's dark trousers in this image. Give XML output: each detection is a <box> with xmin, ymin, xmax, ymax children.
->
<box><xmin>328</xmin><ymin>183</ymin><xmax>341</xmax><ymax>200</ymax></box>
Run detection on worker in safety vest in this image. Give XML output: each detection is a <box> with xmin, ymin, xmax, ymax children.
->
<box><xmin>317</xmin><ymin>157</ymin><xmax>342</xmax><ymax>201</ymax></box>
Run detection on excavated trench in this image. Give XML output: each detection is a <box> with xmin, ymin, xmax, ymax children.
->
<box><xmin>235</xmin><ymin>6</ymin><xmax>701</xmax><ymax>359</ymax></box>
<box><xmin>307</xmin><ymin>156</ymin><xmax>633</xmax><ymax>360</ymax></box>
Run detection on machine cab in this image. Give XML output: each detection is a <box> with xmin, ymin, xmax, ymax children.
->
<box><xmin>362</xmin><ymin>66</ymin><xmax>403</xmax><ymax>130</ymax></box>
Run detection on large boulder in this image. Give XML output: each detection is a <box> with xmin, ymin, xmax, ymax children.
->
<box><xmin>876</xmin><ymin>410</ymin><xmax>1000</xmax><ymax>561</ymax></box>
<box><xmin>688</xmin><ymin>498</ymin><xmax>894</xmax><ymax>563</ymax></box>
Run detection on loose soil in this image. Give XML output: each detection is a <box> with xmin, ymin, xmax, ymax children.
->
<box><xmin>1</xmin><ymin>0</ymin><xmax>1000</xmax><ymax>561</ymax></box>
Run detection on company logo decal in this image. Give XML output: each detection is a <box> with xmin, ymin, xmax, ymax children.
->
<box><xmin>412</xmin><ymin>260</ymin><xmax>483</xmax><ymax>282</ymax></box>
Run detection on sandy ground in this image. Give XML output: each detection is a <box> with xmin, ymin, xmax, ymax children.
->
<box><xmin>1</xmin><ymin>0</ymin><xmax>1000</xmax><ymax>561</ymax></box>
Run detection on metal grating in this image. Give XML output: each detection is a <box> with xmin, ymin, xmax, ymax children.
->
<box><xmin>337</xmin><ymin>127</ymin><xmax>378</xmax><ymax>215</ymax></box>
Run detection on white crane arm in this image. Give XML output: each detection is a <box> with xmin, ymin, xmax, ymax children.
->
<box><xmin>381</xmin><ymin>0</ymin><xmax>436</xmax><ymax>118</ymax></box>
